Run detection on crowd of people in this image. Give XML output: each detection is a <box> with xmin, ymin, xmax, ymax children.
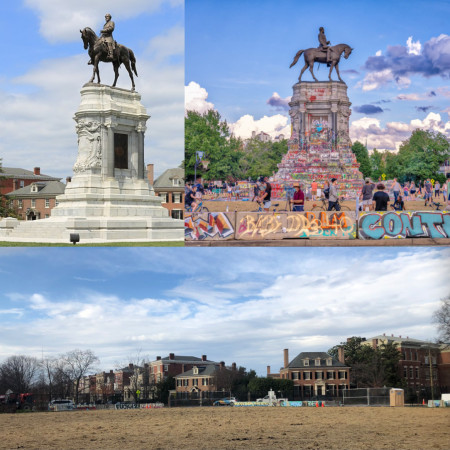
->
<box><xmin>185</xmin><ymin>176</ymin><xmax>450</xmax><ymax>212</ymax></box>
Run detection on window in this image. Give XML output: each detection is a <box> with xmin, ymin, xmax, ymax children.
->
<box><xmin>45</xmin><ymin>199</ymin><xmax>50</xmax><ymax>208</ymax></box>
<box><xmin>172</xmin><ymin>209</ymin><xmax>183</xmax><ymax>220</ymax></box>
<box><xmin>55</xmin><ymin>199</ymin><xmax>59</xmax><ymax>207</ymax></box>
<box><xmin>193</xmin><ymin>367</ymin><xmax>198</xmax><ymax>375</ymax></box>
<box><xmin>172</xmin><ymin>178</ymin><xmax>180</xmax><ymax>186</ymax></box>
<box><xmin>193</xmin><ymin>378</ymin><xmax>198</xmax><ymax>386</ymax></box>
<box><xmin>424</xmin><ymin>356</ymin><xmax>429</xmax><ymax>365</ymax></box>
<box><xmin>292</xmin><ymin>372</ymin><xmax>298</xmax><ymax>380</ymax></box>
<box><xmin>160</xmin><ymin>192</ymin><xmax>167</xmax><ymax>203</ymax></box>
<box><xmin>409</xmin><ymin>367</ymin><xmax>413</xmax><ymax>378</ymax></box>
<box><xmin>315</xmin><ymin>358</ymin><xmax>321</xmax><ymax>366</ymax></box>
<box><xmin>303</xmin><ymin>359</ymin><xmax>309</xmax><ymax>366</ymax></box>
<box><xmin>414</xmin><ymin>352</ymin><xmax>418</xmax><ymax>361</ymax></box>
<box><xmin>327</xmin><ymin>371</ymin><xmax>334</xmax><ymax>380</ymax></box>
<box><xmin>31</xmin><ymin>184</ymin><xmax>38</xmax><ymax>193</ymax></box>
<box><xmin>20</xmin><ymin>180</ymin><xmax>25</xmax><ymax>188</ymax></box>
<box><xmin>202</xmin><ymin>378</ymin><xmax>209</xmax><ymax>386</ymax></box>
<box><xmin>303</xmin><ymin>371</ymin><xmax>311</xmax><ymax>380</ymax></box>
<box><xmin>338</xmin><ymin>371</ymin><xmax>347</xmax><ymax>380</ymax></box>
<box><xmin>31</xmin><ymin>199</ymin><xmax>36</xmax><ymax>208</ymax></box>
<box><xmin>415</xmin><ymin>367</ymin><xmax>419</xmax><ymax>379</ymax></box>
<box><xmin>173</xmin><ymin>193</ymin><xmax>182</xmax><ymax>203</ymax></box>
<box><xmin>183</xmin><ymin>379</ymin><xmax>188</xmax><ymax>386</ymax></box>
<box><xmin>315</xmin><ymin>371</ymin><xmax>323</xmax><ymax>380</ymax></box>
<box><xmin>164</xmin><ymin>365</ymin><xmax>168</xmax><ymax>372</ymax></box>
<box><xmin>326</xmin><ymin>359</ymin><xmax>332</xmax><ymax>366</ymax></box>
<box><xmin>403</xmin><ymin>367</ymin><xmax>408</xmax><ymax>378</ymax></box>
<box><xmin>114</xmin><ymin>133</ymin><xmax>128</xmax><ymax>169</ymax></box>
<box><xmin>18</xmin><ymin>199</ymin><xmax>23</xmax><ymax>209</ymax></box>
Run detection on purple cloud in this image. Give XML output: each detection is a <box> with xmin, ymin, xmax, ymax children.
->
<box><xmin>353</xmin><ymin>105</ymin><xmax>384</xmax><ymax>114</ymax></box>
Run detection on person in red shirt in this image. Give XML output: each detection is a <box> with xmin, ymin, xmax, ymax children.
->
<box><xmin>311</xmin><ymin>180</ymin><xmax>318</xmax><ymax>201</ymax></box>
<box><xmin>290</xmin><ymin>182</ymin><xmax>305</xmax><ymax>211</ymax></box>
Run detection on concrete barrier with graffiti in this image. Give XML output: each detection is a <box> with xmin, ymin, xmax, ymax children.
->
<box><xmin>358</xmin><ymin>211</ymin><xmax>450</xmax><ymax>239</ymax></box>
<box><xmin>235</xmin><ymin>211</ymin><xmax>357</xmax><ymax>240</ymax></box>
<box><xmin>185</xmin><ymin>212</ymin><xmax>235</xmax><ymax>240</ymax></box>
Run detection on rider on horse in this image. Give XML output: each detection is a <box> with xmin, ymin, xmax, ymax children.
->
<box><xmin>88</xmin><ymin>14</ymin><xmax>116</xmax><ymax>64</ymax></box>
<box><xmin>318</xmin><ymin>27</ymin><xmax>332</xmax><ymax>66</ymax></box>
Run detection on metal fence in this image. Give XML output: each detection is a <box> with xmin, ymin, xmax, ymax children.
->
<box><xmin>341</xmin><ymin>387</ymin><xmax>390</xmax><ymax>406</ymax></box>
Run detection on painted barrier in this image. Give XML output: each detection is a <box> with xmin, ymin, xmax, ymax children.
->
<box><xmin>185</xmin><ymin>212</ymin><xmax>235</xmax><ymax>240</ymax></box>
<box><xmin>234</xmin><ymin>401</ymin><xmax>323</xmax><ymax>407</ymax></box>
<box><xmin>358</xmin><ymin>211</ymin><xmax>450</xmax><ymax>239</ymax></box>
<box><xmin>115</xmin><ymin>402</ymin><xmax>164</xmax><ymax>409</ymax></box>
<box><xmin>236</xmin><ymin>211</ymin><xmax>356</xmax><ymax>240</ymax></box>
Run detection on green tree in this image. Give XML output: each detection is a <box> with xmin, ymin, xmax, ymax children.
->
<box><xmin>369</xmin><ymin>149</ymin><xmax>386</xmax><ymax>180</ymax></box>
<box><xmin>247</xmin><ymin>377</ymin><xmax>293</xmax><ymax>395</ymax></box>
<box><xmin>154</xmin><ymin>376</ymin><xmax>175</xmax><ymax>404</ymax></box>
<box><xmin>184</xmin><ymin>109</ymin><xmax>242</xmax><ymax>181</ymax></box>
<box><xmin>351</xmin><ymin>141</ymin><xmax>372</xmax><ymax>178</ymax></box>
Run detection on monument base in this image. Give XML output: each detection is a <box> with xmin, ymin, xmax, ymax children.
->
<box><xmin>0</xmin><ymin>84</ymin><xmax>183</xmax><ymax>243</ymax></box>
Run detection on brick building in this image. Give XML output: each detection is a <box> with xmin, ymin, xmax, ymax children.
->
<box><xmin>175</xmin><ymin>362</ymin><xmax>222</xmax><ymax>395</ymax></box>
<box><xmin>0</xmin><ymin>167</ymin><xmax>60</xmax><ymax>196</ymax></box>
<box><xmin>6</xmin><ymin>180</ymin><xmax>66</xmax><ymax>220</ymax></box>
<box><xmin>147</xmin><ymin>165</ymin><xmax>184</xmax><ymax>219</ymax></box>
<box><xmin>277</xmin><ymin>349</ymin><xmax>350</xmax><ymax>398</ymax></box>
<box><xmin>149</xmin><ymin>353</ymin><xmax>214</xmax><ymax>384</ymax></box>
<box><xmin>363</xmin><ymin>334</ymin><xmax>450</xmax><ymax>392</ymax></box>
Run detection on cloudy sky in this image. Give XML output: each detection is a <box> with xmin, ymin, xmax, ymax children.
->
<box><xmin>0</xmin><ymin>0</ymin><xmax>183</xmax><ymax>179</ymax></box>
<box><xmin>0</xmin><ymin>247</ymin><xmax>448</xmax><ymax>375</ymax></box>
<box><xmin>185</xmin><ymin>0</ymin><xmax>450</xmax><ymax>151</ymax></box>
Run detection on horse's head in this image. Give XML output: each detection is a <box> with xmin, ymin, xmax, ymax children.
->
<box><xmin>80</xmin><ymin>27</ymin><xmax>96</xmax><ymax>50</ymax></box>
<box><xmin>344</xmin><ymin>45</ymin><xmax>353</xmax><ymax>59</ymax></box>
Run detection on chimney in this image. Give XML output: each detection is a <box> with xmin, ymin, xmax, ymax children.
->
<box><xmin>232</xmin><ymin>362</ymin><xmax>236</xmax><ymax>371</ymax></box>
<box><xmin>391</xmin><ymin>334</ymin><xmax>394</xmax><ymax>337</ymax></box>
<box><xmin>66</xmin><ymin>176</ymin><xmax>72</xmax><ymax>184</ymax></box>
<box><xmin>34</xmin><ymin>167</ymin><xmax>40</xmax><ymax>175</ymax></box>
<box><xmin>372</xmin><ymin>339</ymin><xmax>377</xmax><ymax>349</ymax></box>
<box><xmin>147</xmin><ymin>164</ymin><xmax>154</xmax><ymax>186</ymax></box>
<box><xmin>129</xmin><ymin>363</ymin><xmax>134</xmax><ymax>369</ymax></box>
<box><xmin>202</xmin><ymin>355</ymin><xmax>207</xmax><ymax>361</ymax></box>
<box><xmin>220</xmin><ymin>361</ymin><xmax>225</xmax><ymax>370</ymax></box>
<box><xmin>169</xmin><ymin>353</ymin><xmax>174</xmax><ymax>360</ymax></box>
<box><xmin>283</xmin><ymin>349</ymin><xmax>289</xmax><ymax>368</ymax></box>
<box><xmin>267</xmin><ymin>365</ymin><xmax>271</xmax><ymax>376</ymax></box>
<box><xmin>337</xmin><ymin>347</ymin><xmax>345</xmax><ymax>364</ymax></box>
<box><xmin>156</xmin><ymin>356</ymin><xmax>161</xmax><ymax>361</ymax></box>
<box><xmin>110</xmin><ymin>370</ymin><xmax>113</xmax><ymax>374</ymax></box>
<box><xmin>383</xmin><ymin>333</ymin><xmax>386</xmax><ymax>336</ymax></box>
<box><xmin>399</xmin><ymin>335</ymin><xmax>401</xmax><ymax>338</ymax></box>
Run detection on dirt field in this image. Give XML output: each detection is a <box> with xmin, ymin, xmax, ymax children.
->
<box><xmin>200</xmin><ymin>197</ymin><xmax>449</xmax><ymax>213</ymax></box>
<box><xmin>1</xmin><ymin>407</ymin><xmax>449</xmax><ymax>449</ymax></box>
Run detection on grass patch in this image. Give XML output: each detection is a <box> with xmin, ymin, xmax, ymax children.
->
<box><xmin>0</xmin><ymin>241</ymin><xmax>184</xmax><ymax>247</ymax></box>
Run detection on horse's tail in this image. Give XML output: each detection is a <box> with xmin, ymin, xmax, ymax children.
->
<box><xmin>289</xmin><ymin>50</ymin><xmax>304</xmax><ymax>68</ymax></box>
<box><xmin>129</xmin><ymin>48</ymin><xmax>138</xmax><ymax>77</ymax></box>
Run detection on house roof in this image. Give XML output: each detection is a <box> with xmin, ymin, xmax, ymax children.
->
<box><xmin>153</xmin><ymin>168</ymin><xmax>184</xmax><ymax>188</ymax></box>
<box><xmin>1</xmin><ymin>167</ymin><xmax>60</xmax><ymax>181</ymax></box>
<box><xmin>159</xmin><ymin>355</ymin><xmax>215</xmax><ymax>364</ymax></box>
<box><xmin>175</xmin><ymin>364</ymin><xmax>220</xmax><ymax>378</ymax></box>
<box><xmin>6</xmin><ymin>181</ymin><xmax>66</xmax><ymax>197</ymax></box>
<box><xmin>366</xmin><ymin>335</ymin><xmax>441</xmax><ymax>348</ymax></box>
<box><xmin>287</xmin><ymin>352</ymin><xmax>347</xmax><ymax>368</ymax></box>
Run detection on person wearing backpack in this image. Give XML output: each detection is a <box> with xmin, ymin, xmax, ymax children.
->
<box><xmin>327</xmin><ymin>178</ymin><xmax>341</xmax><ymax>211</ymax></box>
<box><xmin>360</xmin><ymin>178</ymin><xmax>375</xmax><ymax>211</ymax></box>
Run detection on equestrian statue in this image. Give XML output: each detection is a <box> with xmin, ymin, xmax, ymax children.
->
<box><xmin>80</xmin><ymin>14</ymin><xmax>138</xmax><ymax>91</ymax></box>
<box><xmin>290</xmin><ymin>27</ymin><xmax>353</xmax><ymax>83</ymax></box>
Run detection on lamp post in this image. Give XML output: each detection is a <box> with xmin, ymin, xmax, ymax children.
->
<box><xmin>194</xmin><ymin>151</ymin><xmax>204</xmax><ymax>184</ymax></box>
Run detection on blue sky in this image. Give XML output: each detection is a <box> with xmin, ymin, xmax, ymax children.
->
<box><xmin>185</xmin><ymin>0</ymin><xmax>450</xmax><ymax>150</ymax></box>
<box><xmin>0</xmin><ymin>0</ymin><xmax>183</xmax><ymax>179</ymax></box>
<box><xmin>1</xmin><ymin>247</ymin><xmax>448</xmax><ymax>375</ymax></box>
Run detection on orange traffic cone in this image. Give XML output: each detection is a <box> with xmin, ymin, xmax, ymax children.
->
<box><xmin>316</xmin><ymin>401</ymin><xmax>319</xmax><ymax>407</ymax></box>
<box><xmin>422</xmin><ymin>398</ymin><xmax>425</xmax><ymax>406</ymax></box>
<box><xmin>322</xmin><ymin>402</ymin><xmax>325</xmax><ymax>408</ymax></box>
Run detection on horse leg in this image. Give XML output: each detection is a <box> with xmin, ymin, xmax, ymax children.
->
<box><xmin>123</xmin><ymin>58</ymin><xmax>135</xmax><ymax>92</ymax></box>
<box><xmin>299</xmin><ymin>62</ymin><xmax>309</xmax><ymax>81</ymax></box>
<box><xmin>328</xmin><ymin>62</ymin><xmax>335</xmax><ymax>81</ymax></box>
<box><xmin>335</xmin><ymin>62</ymin><xmax>343</xmax><ymax>82</ymax></box>
<box><xmin>112</xmin><ymin>62</ymin><xmax>119</xmax><ymax>87</ymax></box>
<box><xmin>309</xmin><ymin>61</ymin><xmax>318</xmax><ymax>82</ymax></box>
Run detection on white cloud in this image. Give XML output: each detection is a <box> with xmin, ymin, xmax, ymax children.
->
<box><xmin>24</xmin><ymin>0</ymin><xmax>183</xmax><ymax>43</ymax></box>
<box><xmin>145</xmin><ymin>25</ymin><xmax>184</xmax><ymax>62</ymax></box>
<box><xmin>350</xmin><ymin>112</ymin><xmax>450</xmax><ymax>151</ymax></box>
<box><xmin>396</xmin><ymin>93</ymin><xmax>422</xmax><ymax>101</ymax></box>
<box><xmin>185</xmin><ymin>81</ymin><xmax>214</xmax><ymax>114</ymax></box>
<box><xmin>360</xmin><ymin>68</ymin><xmax>394</xmax><ymax>91</ymax></box>
<box><xmin>375</xmin><ymin>50</ymin><xmax>382</xmax><ymax>57</ymax></box>
<box><xmin>406</xmin><ymin>36</ymin><xmax>422</xmax><ymax>55</ymax></box>
<box><xmin>229</xmin><ymin>114</ymin><xmax>290</xmax><ymax>140</ymax></box>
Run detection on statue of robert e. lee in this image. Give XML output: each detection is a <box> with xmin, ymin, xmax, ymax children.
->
<box><xmin>88</xmin><ymin>13</ymin><xmax>116</xmax><ymax>65</ymax></box>
<box><xmin>318</xmin><ymin>27</ymin><xmax>331</xmax><ymax>65</ymax></box>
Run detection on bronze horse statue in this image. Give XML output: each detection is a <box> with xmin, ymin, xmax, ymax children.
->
<box><xmin>80</xmin><ymin>27</ymin><xmax>138</xmax><ymax>91</ymax></box>
<box><xmin>290</xmin><ymin>43</ymin><xmax>353</xmax><ymax>83</ymax></box>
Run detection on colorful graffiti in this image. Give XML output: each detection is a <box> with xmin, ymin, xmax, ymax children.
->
<box><xmin>185</xmin><ymin>212</ymin><xmax>234</xmax><ymax>240</ymax></box>
<box><xmin>235</xmin><ymin>212</ymin><xmax>356</xmax><ymax>240</ymax></box>
<box><xmin>358</xmin><ymin>211</ymin><xmax>450</xmax><ymax>239</ymax></box>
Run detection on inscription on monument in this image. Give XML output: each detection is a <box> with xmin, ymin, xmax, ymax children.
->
<box><xmin>114</xmin><ymin>133</ymin><xmax>128</xmax><ymax>169</ymax></box>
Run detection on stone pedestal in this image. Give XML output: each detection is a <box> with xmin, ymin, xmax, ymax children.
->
<box><xmin>0</xmin><ymin>84</ymin><xmax>183</xmax><ymax>243</ymax></box>
<box><xmin>273</xmin><ymin>81</ymin><xmax>363</xmax><ymax>198</ymax></box>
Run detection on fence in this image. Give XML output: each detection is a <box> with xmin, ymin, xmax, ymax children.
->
<box><xmin>341</xmin><ymin>388</ymin><xmax>390</xmax><ymax>406</ymax></box>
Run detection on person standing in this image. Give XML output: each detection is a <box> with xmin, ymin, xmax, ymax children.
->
<box><xmin>327</xmin><ymin>178</ymin><xmax>341</xmax><ymax>211</ymax></box>
<box><xmin>409</xmin><ymin>181</ymin><xmax>416</xmax><ymax>200</ymax></box>
<box><xmin>311</xmin><ymin>180</ymin><xmax>318</xmax><ymax>201</ymax></box>
<box><xmin>260</xmin><ymin>176</ymin><xmax>272</xmax><ymax>212</ymax></box>
<box><xmin>391</xmin><ymin>178</ymin><xmax>401</xmax><ymax>203</ymax></box>
<box><xmin>424</xmin><ymin>179</ymin><xmax>433</xmax><ymax>206</ymax></box>
<box><xmin>360</xmin><ymin>178</ymin><xmax>375</xmax><ymax>211</ymax></box>
<box><xmin>290</xmin><ymin>182</ymin><xmax>305</xmax><ymax>211</ymax></box>
<box><xmin>434</xmin><ymin>180</ymin><xmax>441</xmax><ymax>199</ymax></box>
<box><xmin>372</xmin><ymin>183</ymin><xmax>390</xmax><ymax>211</ymax></box>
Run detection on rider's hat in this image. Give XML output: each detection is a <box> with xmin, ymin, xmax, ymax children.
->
<box><xmin>105</xmin><ymin>13</ymin><xmax>112</xmax><ymax>18</ymax></box>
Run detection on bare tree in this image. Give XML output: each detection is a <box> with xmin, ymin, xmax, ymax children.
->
<box><xmin>64</xmin><ymin>349</ymin><xmax>99</xmax><ymax>404</ymax></box>
<box><xmin>433</xmin><ymin>296</ymin><xmax>450</xmax><ymax>343</ymax></box>
<box><xmin>0</xmin><ymin>355</ymin><xmax>40</xmax><ymax>393</ymax></box>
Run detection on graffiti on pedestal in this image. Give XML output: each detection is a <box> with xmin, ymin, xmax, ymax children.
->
<box><xmin>358</xmin><ymin>211</ymin><xmax>450</xmax><ymax>239</ymax></box>
<box><xmin>185</xmin><ymin>212</ymin><xmax>234</xmax><ymax>240</ymax></box>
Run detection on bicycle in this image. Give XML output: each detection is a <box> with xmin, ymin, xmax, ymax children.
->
<box><xmin>432</xmin><ymin>202</ymin><xmax>444</xmax><ymax>211</ymax></box>
<box><xmin>185</xmin><ymin>201</ymin><xmax>209</xmax><ymax>213</ymax></box>
<box><xmin>311</xmin><ymin>197</ymin><xmax>350</xmax><ymax>211</ymax></box>
<box><xmin>252</xmin><ymin>200</ymin><xmax>282</xmax><ymax>212</ymax></box>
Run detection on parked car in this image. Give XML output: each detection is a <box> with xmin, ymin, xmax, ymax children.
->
<box><xmin>213</xmin><ymin>397</ymin><xmax>236</xmax><ymax>406</ymax></box>
<box><xmin>48</xmin><ymin>399</ymin><xmax>74</xmax><ymax>411</ymax></box>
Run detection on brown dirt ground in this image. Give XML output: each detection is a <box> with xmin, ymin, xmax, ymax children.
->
<box><xmin>200</xmin><ymin>196</ymin><xmax>449</xmax><ymax>213</ymax></box>
<box><xmin>1</xmin><ymin>407</ymin><xmax>449</xmax><ymax>450</ymax></box>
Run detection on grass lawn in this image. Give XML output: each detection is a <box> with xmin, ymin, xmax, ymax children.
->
<box><xmin>0</xmin><ymin>241</ymin><xmax>184</xmax><ymax>247</ymax></box>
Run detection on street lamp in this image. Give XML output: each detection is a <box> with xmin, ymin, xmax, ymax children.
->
<box><xmin>194</xmin><ymin>151</ymin><xmax>204</xmax><ymax>184</ymax></box>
